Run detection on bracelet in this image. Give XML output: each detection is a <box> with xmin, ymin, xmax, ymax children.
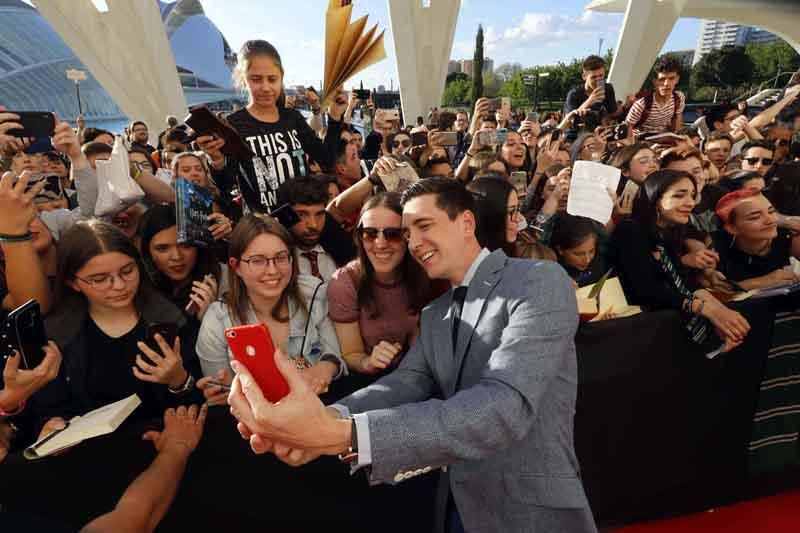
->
<box><xmin>466</xmin><ymin>151</ymin><xmax>476</xmax><ymax>158</ymax></box>
<box><xmin>0</xmin><ymin>398</ymin><xmax>26</xmax><ymax>417</ymax></box>
<box><xmin>0</xmin><ymin>232</ymin><xmax>33</xmax><ymax>243</ymax></box>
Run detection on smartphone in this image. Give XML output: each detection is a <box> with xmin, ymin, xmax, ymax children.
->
<box><xmin>6</xmin><ymin>111</ymin><xmax>56</xmax><ymax>139</ymax></box>
<box><xmin>438</xmin><ymin>131</ymin><xmax>459</xmax><ymax>146</ymax></box>
<box><xmin>411</xmin><ymin>131</ymin><xmax>428</xmax><ymax>147</ymax></box>
<box><xmin>610</xmin><ymin>123</ymin><xmax>629</xmax><ymax>142</ymax></box>
<box><xmin>496</xmin><ymin>128</ymin><xmax>508</xmax><ymax>146</ymax></box>
<box><xmin>438</xmin><ymin>111</ymin><xmax>456</xmax><ymax>131</ymax></box>
<box><xmin>385</xmin><ymin>109</ymin><xmax>400</xmax><ymax>121</ymax></box>
<box><xmin>146</xmin><ymin>323</ymin><xmax>178</xmax><ymax>352</ymax></box>
<box><xmin>270</xmin><ymin>203</ymin><xmax>301</xmax><ymax>228</ymax></box>
<box><xmin>509</xmin><ymin>171</ymin><xmax>528</xmax><ymax>196</ymax></box>
<box><xmin>5</xmin><ymin>300</ymin><xmax>48</xmax><ymax>369</ymax></box>
<box><xmin>487</xmin><ymin>97</ymin><xmax>503</xmax><ymax>113</ymax></box>
<box><xmin>596</xmin><ymin>79</ymin><xmax>606</xmax><ymax>90</ymax></box>
<box><xmin>225</xmin><ymin>324</ymin><xmax>289</xmax><ymax>403</ymax></box>
<box><xmin>354</xmin><ymin>89</ymin><xmax>371</xmax><ymax>100</ymax></box>
<box><xmin>184</xmin><ymin>105</ymin><xmax>254</xmax><ymax>159</ymax></box>
<box><xmin>526</xmin><ymin>112</ymin><xmax>539</xmax><ymax>122</ymax></box>
<box><xmin>478</xmin><ymin>130</ymin><xmax>496</xmax><ymax>146</ymax></box>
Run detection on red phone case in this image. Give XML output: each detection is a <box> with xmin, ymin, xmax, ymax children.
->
<box><xmin>225</xmin><ymin>324</ymin><xmax>289</xmax><ymax>403</ymax></box>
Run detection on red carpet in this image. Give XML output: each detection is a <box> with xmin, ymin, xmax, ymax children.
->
<box><xmin>613</xmin><ymin>491</ymin><xmax>800</xmax><ymax>532</ymax></box>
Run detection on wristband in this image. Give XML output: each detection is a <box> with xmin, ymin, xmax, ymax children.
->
<box><xmin>0</xmin><ymin>232</ymin><xmax>33</xmax><ymax>243</ymax></box>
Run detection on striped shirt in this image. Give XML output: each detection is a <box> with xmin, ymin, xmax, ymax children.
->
<box><xmin>625</xmin><ymin>91</ymin><xmax>686</xmax><ymax>136</ymax></box>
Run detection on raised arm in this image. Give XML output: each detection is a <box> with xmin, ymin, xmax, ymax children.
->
<box><xmin>81</xmin><ymin>405</ymin><xmax>207</xmax><ymax>533</ymax></box>
<box><xmin>748</xmin><ymin>85</ymin><xmax>800</xmax><ymax>132</ymax></box>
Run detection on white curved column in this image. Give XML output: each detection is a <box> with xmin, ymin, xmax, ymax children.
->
<box><xmin>32</xmin><ymin>0</ymin><xmax>186</xmax><ymax>130</ymax></box>
<box><xmin>387</xmin><ymin>0</ymin><xmax>461</xmax><ymax>123</ymax></box>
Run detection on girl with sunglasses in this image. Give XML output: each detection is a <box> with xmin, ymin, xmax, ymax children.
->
<box><xmin>388</xmin><ymin>132</ymin><xmax>412</xmax><ymax>157</ymax></box>
<box><xmin>196</xmin><ymin>214</ymin><xmax>344</xmax><ymax>403</ymax></box>
<box><xmin>327</xmin><ymin>193</ymin><xmax>429</xmax><ymax>378</ymax></box>
<box><xmin>33</xmin><ymin>220</ymin><xmax>203</xmax><ymax>441</ymax></box>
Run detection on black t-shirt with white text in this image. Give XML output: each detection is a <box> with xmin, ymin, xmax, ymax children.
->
<box><xmin>215</xmin><ymin>108</ymin><xmax>341</xmax><ymax>213</ymax></box>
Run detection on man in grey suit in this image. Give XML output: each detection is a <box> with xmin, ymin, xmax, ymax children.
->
<box><xmin>228</xmin><ymin>178</ymin><xmax>597</xmax><ymax>532</ymax></box>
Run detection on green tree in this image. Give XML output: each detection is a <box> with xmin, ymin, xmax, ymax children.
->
<box><xmin>498</xmin><ymin>74</ymin><xmax>528</xmax><ymax>108</ymax></box>
<box><xmin>745</xmin><ymin>41</ymin><xmax>800</xmax><ymax>85</ymax></box>
<box><xmin>471</xmin><ymin>25</ymin><xmax>484</xmax><ymax>105</ymax></box>
<box><xmin>691</xmin><ymin>46</ymin><xmax>754</xmax><ymax>95</ymax></box>
<box><xmin>442</xmin><ymin>78</ymin><xmax>472</xmax><ymax>107</ymax></box>
<box><xmin>495</xmin><ymin>62</ymin><xmax>523</xmax><ymax>82</ymax></box>
<box><xmin>446</xmin><ymin>71</ymin><xmax>469</xmax><ymax>84</ymax></box>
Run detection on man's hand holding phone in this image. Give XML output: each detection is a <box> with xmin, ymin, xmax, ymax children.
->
<box><xmin>1</xmin><ymin>341</ymin><xmax>62</xmax><ymax>414</ymax></box>
<box><xmin>227</xmin><ymin>349</ymin><xmax>350</xmax><ymax>465</ymax></box>
<box><xmin>197</xmin><ymin>368</ymin><xmax>233</xmax><ymax>406</ymax></box>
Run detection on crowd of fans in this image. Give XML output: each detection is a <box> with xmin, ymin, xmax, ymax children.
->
<box><xmin>1</xmin><ymin>40</ymin><xmax>800</xmax><ymax>530</ymax></box>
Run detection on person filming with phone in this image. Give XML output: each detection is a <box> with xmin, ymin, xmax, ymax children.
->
<box><xmin>564</xmin><ymin>55</ymin><xmax>618</xmax><ymax>125</ymax></box>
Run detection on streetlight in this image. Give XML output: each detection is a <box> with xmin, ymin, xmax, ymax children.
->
<box><xmin>65</xmin><ymin>69</ymin><xmax>87</xmax><ymax>118</ymax></box>
<box><xmin>524</xmin><ymin>71</ymin><xmax>550</xmax><ymax>111</ymax></box>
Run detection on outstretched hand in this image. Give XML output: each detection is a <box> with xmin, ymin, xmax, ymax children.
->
<box><xmin>227</xmin><ymin>349</ymin><xmax>350</xmax><ymax>464</ymax></box>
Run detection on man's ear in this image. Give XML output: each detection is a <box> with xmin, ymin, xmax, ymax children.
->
<box><xmin>461</xmin><ymin>209</ymin><xmax>477</xmax><ymax>237</ymax></box>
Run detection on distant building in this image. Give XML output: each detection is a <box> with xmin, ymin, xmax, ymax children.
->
<box><xmin>694</xmin><ymin>20</ymin><xmax>780</xmax><ymax>64</ymax></box>
<box><xmin>447</xmin><ymin>60</ymin><xmax>461</xmax><ymax>74</ymax></box>
<box><xmin>460</xmin><ymin>59</ymin><xmax>474</xmax><ymax>77</ymax></box>
<box><xmin>483</xmin><ymin>58</ymin><xmax>494</xmax><ymax>75</ymax></box>
<box><xmin>452</xmin><ymin>57</ymin><xmax>492</xmax><ymax>78</ymax></box>
<box><xmin>0</xmin><ymin>0</ymin><xmax>238</xmax><ymax>129</ymax></box>
<box><xmin>377</xmin><ymin>85</ymin><xmax>386</xmax><ymax>93</ymax></box>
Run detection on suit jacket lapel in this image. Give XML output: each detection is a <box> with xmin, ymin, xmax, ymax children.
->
<box><xmin>451</xmin><ymin>251</ymin><xmax>507</xmax><ymax>394</ymax></box>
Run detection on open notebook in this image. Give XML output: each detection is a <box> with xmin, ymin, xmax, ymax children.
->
<box><xmin>730</xmin><ymin>258</ymin><xmax>800</xmax><ymax>302</ymax></box>
<box><xmin>576</xmin><ymin>276</ymin><xmax>642</xmax><ymax>322</ymax></box>
<box><xmin>25</xmin><ymin>394</ymin><xmax>141</xmax><ymax>460</ymax></box>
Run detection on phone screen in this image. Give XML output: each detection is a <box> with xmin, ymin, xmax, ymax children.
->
<box><xmin>6</xmin><ymin>300</ymin><xmax>47</xmax><ymax>369</ymax></box>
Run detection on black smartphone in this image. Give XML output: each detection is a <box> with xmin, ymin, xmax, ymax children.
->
<box><xmin>411</xmin><ymin>131</ymin><xmax>428</xmax><ymax>147</ymax></box>
<box><xmin>270</xmin><ymin>203</ymin><xmax>301</xmax><ymax>228</ymax></box>
<box><xmin>146</xmin><ymin>323</ymin><xmax>178</xmax><ymax>352</ymax></box>
<box><xmin>354</xmin><ymin>89</ymin><xmax>371</xmax><ymax>100</ymax></box>
<box><xmin>4</xmin><ymin>300</ymin><xmax>47</xmax><ymax>369</ymax></box>
<box><xmin>487</xmin><ymin>97</ymin><xmax>503</xmax><ymax>113</ymax></box>
<box><xmin>611</xmin><ymin>123</ymin><xmax>629</xmax><ymax>142</ymax></box>
<box><xmin>6</xmin><ymin>111</ymin><xmax>56</xmax><ymax>139</ymax></box>
<box><xmin>438</xmin><ymin>111</ymin><xmax>456</xmax><ymax>131</ymax></box>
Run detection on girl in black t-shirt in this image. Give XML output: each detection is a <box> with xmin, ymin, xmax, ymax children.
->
<box><xmin>32</xmin><ymin>220</ymin><xmax>202</xmax><ymax>440</ymax></box>
<box><xmin>198</xmin><ymin>40</ymin><xmax>345</xmax><ymax>214</ymax></box>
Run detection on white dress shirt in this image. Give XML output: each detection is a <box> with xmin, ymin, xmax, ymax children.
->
<box><xmin>295</xmin><ymin>244</ymin><xmax>337</xmax><ymax>281</ymax></box>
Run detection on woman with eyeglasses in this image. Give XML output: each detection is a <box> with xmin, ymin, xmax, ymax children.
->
<box><xmin>32</xmin><ymin>220</ymin><xmax>203</xmax><ymax>441</ymax></box>
<box><xmin>327</xmin><ymin>193</ymin><xmax>429</xmax><ymax>378</ymax></box>
<box><xmin>195</xmin><ymin>214</ymin><xmax>344</xmax><ymax>404</ymax></box>
<box><xmin>466</xmin><ymin>176</ymin><xmax>527</xmax><ymax>256</ymax></box>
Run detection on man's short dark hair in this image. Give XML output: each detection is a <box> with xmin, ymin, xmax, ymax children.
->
<box><xmin>82</xmin><ymin>128</ymin><xmax>113</xmax><ymax>144</ymax></box>
<box><xmin>481</xmin><ymin>116</ymin><xmax>498</xmax><ymax>127</ymax></box>
<box><xmin>130</xmin><ymin>120</ymin><xmax>147</xmax><ymax>131</ymax></box>
<box><xmin>706</xmin><ymin>104</ymin><xmax>736</xmax><ymax>131</ymax></box>
<box><xmin>654</xmin><ymin>55</ymin><xmax>682</xmax><ymax>75</ymax></box>
<box><xmin>706</xmin><ymin>130</ymin><xmax>734</xmax><ymax>147</ymax></box>
<box><xmin>582</xmin><ymin>55</ymin><xmax>605</xmax><ymax>72</ymax></box>
<box><xmin>81</xmin><ymin>141</ymin><xmax>113</xmax><ymax>159</ymax></box>
<box><xmin>277</xmin><ymin>175</ymin><xmax>329</xmax><ymax>207</ymax></box>
<box><xmin>164</xmin><ymin>127</ymin><xmax>191</xmax><ymax>145</ymax></box>
<box><xmin>741</xmin><ymin>139</ymin><xmax>776</xmax><ymax>156</ymax></box>
<box><xmin>400</xmin><ymin>177</ymin><xmax>475</xmax><ymax>221</ymax></box>
<box><xmin>416</xmin><ymin>116</ymin><xmax>424</xmax><ymax>126</ymax></box>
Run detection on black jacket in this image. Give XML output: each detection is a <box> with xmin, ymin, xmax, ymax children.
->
<box><xmin>320</xmin><ymin>212</ymin><xmax>357</xmax><ymax>267</ymax></box>
<box><xmin>30</xmin><ymin>288</ymin><xmax>203</xmax><ymax>436</ymax></box>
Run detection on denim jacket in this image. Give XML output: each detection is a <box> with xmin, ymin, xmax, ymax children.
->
<box><xmin>196</xmin><ymin>274</ymin><xmax>345</xmax><ymax>379</ymax></box>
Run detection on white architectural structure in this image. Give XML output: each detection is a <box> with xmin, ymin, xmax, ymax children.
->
<box><xmin>32</xmin><ymin>0</ymin><xmax>187</xmax><ymax>131</ymax></box>
<box><xmin>695</xmin><ymin>20</ymin><xmax>779</xmax><ymax>65</ymax></box>
<box><xmin>387</xmin><ymin>0</ymin><xmax>461</xmax><ymax>123</ymax></box>
<box><xmin>586</xmin><ymin>0</ymin><xmax>800</xmax><ymax>98</ymax></box>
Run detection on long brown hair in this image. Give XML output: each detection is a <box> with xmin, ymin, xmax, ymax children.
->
<box><xmin>50</xmin><ymin>219</ymin><xmax>152</xmax><ymax>318</ymax></box>
<box><xmin>226</xmin><ymin>214</ymin><xmax>302</xmax><ymax>325</ymax></box>
<box><xmin>354</xmin><ymin>193</ymin><xmax>429</xmax><ymax>318</ymax></box>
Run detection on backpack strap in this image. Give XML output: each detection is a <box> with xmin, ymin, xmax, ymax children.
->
<box><xmin>670</xmin><ymin>91</ymin><xmax>682</xmax><ymax>132</ymax></box>
<box><xmin>634</xmin><ymin>92</ymin><xmax>654</xmax><ymax>130</ymax></box>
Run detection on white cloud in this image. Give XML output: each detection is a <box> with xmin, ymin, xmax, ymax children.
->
<box><xmin>484</xmin><ymin>10</ymin><xmax>621</xmax><ymax>53</ymax></box>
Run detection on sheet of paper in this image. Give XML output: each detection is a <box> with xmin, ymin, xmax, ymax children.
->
<box><xmin>567</xmin><ymin>161</ymin><xmax>621</xmax><ymax>224</ymax></box>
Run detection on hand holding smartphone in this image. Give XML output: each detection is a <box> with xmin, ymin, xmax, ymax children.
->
<box><xmin>225</xmin><ymin>324</ymin><xmax>289</xmax><ymax>403</ymax></box>
<box><xmin>3</xmin><ymin>300</ymin><xmax>48</xmax><ymax>369</ymax></box>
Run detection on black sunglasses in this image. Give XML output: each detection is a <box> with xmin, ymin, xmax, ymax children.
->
<box><xmin>393</xmin><ymin>139</ymin><xmax>411</xmax><ymax>148</ymax></box>
<box><xmin>358</xmin><ymin>226</ymin><xmax>405</xmax><ymax>243</ymax></box>
<box><xmin>743</xmin><ymin>157</ymin><xmax>773</xmax><ymax>166</ymax></box>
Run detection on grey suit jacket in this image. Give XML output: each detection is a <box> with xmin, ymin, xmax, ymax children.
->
<box><xmin>337</xmin><ymin>250</ymin><xmax>597</xmax><ymax>533</ymax></box>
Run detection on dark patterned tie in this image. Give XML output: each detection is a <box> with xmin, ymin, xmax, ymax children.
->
<box><xmin>451</xmin><ymin>286</ymin><xmax>468</xmax><ymax>351</ymax></box>
<box><xmin>301</xmin><ymin>251</ymin><xmax>322</xmax><ymax>280</ymax></box>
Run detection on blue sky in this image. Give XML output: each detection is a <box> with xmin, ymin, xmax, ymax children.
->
<box><xmin>202</xmin><ymin>0</ymin><xmax>701</xmax><ymax>89</ymax></box>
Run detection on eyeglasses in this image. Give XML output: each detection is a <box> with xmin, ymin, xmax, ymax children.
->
<box><xmin>132</xmin><ymin>161</ymin><xmax>153</xmax><ymax>172</ymax></box>
<box><xmin>75</xmin><ymin>262</ymin><xmax>138</xmax><ymax>290</ymax></box>
<box><xmin>359</xmin><ymin>226</ymin><xmax>405</xmax><ymax>243</ymax></box>
<box><xmin>775</xmin><ymin>139</ymin><xmax>790</xmax><ymax>147</ymax></box>
<box><xmin>239</xmin><ymin>251</ymin><xmax>292</xmax><ymax>271</ymax></box>
<box><xmin>507</xmin><ymin>205</ymin><xmax>521</xmax><ymax>220</ymax></box>
<box><xmin>393</xmin><ymin>140</ymin><xmax>411</xmax><ymax>148</ymax></box>
<box><xmin>743</xmin><ymin>157</ymin><xmax>773</xmax><ymax>166</ymax></box>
